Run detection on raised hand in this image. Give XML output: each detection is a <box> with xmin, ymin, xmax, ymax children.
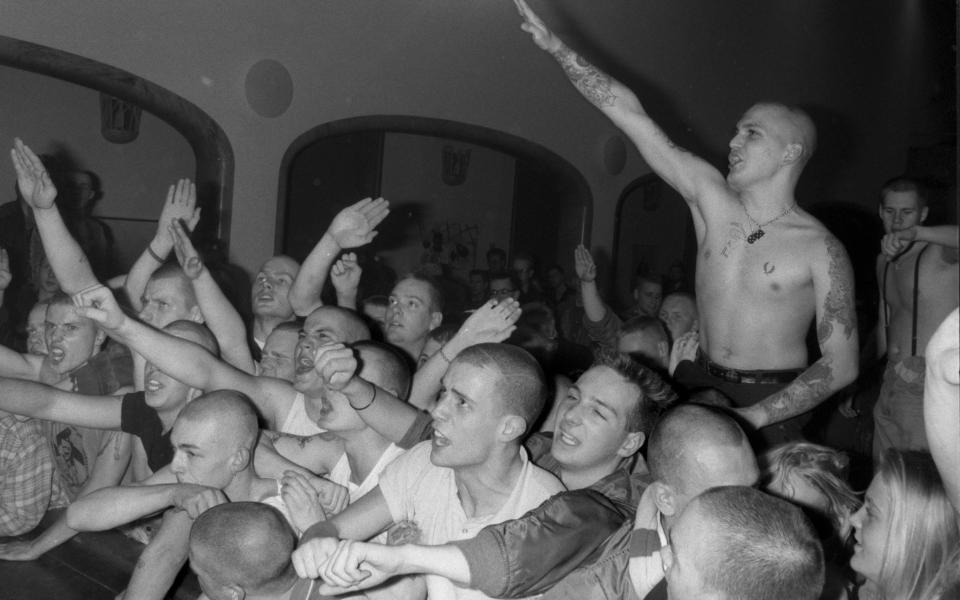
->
<box><xmin>316</xmin><ymin>540</ymin><xmax>403</xmax><ymax>594</ymax></box>
<box><xmin>574</xmin><ymin>245</ymin><xmax>597</xmax><ymax>282</ymax></box>
<box><xmin>328</xmin><ymin>197</ymin><xmax>389</xmax><ymax>249</ymax></box>
<box><xmin>514</xmin><ymin>0</ymin><xmax>562</xmax><ymax>53</ymax></box>
<box><xmin>330</xmin><ymin>253</ymin><xmax>362</xmax><ymax>294</ymax></box>
<box><xmin>170</xmin><ymin>220</ymin><xmax>204</xmax><ymax>280</ymax></box>
<box><xmin>11</xmin><ymin>138</ymin><xmax>57</xmax><ymax>210</ymax></box>
<box><xmin>0</xmin><ymin>248</ymin><xmax>11</xmax><ymax>292</ymax></box>
<box><xmin>72</xmin><ymin>284</ymin><xmax>126</xmax><ymax>330</ymax></box>
<box><xmin>313</xmin><ymin>343</ymin><xmax>359</xmax><ymax>390</ymax></box>
<box><xmin>281</xmin><ymin>471</ymin><xmax>327</xmax><ymax>533</ymax></box>
<box><xmin>156</xmin><ymin>179</ymin><xmax>200</xmax><ymax>248</ymax></box>
<box><xmin>668</xmin><ymin>330</ymin><xmax>699</xmax><ymax>376</ymax></box>
<box><xmin>292</xmin><ymin>536</ymin><xmax>341</xmax><ymax>580</ymax></box>
<box><xmin>458</xmin><ymin>298</ymin><xmax>521</xmax><ymax>346</ymax></box>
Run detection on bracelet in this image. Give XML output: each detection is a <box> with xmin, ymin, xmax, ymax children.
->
<box><xmin>146</xmin><ymin>244</ymin><xmax>165</xmax><ymax>263</ymax></box>
<box><xmin>438</xmin><ymin>346</ymin><xmax>454</xmax><ymax>364</ymax></box>
<box><xmin>351</xmin><ymin>381</ymin><xmax>377</xmax><ymax>411</ymax></box>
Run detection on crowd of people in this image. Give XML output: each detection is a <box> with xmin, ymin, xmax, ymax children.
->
<box><xmin>1</xmin><ymin>2</ymin><xmax>958</xmax><ymax>599</ymax></box>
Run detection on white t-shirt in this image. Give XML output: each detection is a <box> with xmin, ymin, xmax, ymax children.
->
<box><xmin>377</xmin><ymin>441</ymin><xmax>563</xmax><ymax>600</ymax></box>
<box><xmin>328</xmin><ymin>443</ymin><xmax>407</xmax><ymax>504</ymax></box>
<box><xmin>279</xmin><ymin>392</ymin><xmax>326</xmax><ymax>437</ymax></box>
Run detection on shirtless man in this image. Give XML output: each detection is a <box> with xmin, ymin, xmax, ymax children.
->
<box><xmin>873</xmin><ymin>177</ymin><xmax>958</xmax><ymax>460</ymax></box>
<box><xmin>515</xmin><ymin>0</ymin><xmax>858</xmax><ymax>446</ymax></box>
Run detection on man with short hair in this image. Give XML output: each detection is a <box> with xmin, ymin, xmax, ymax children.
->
<box><xmin>291</xmin><ymin>344</ymin><xmax>564</xmax><ymax>600</ymax></box>
<box><xmin>617</xmin><ymin>316</ymin><xmax>670</xmax><ymax>371</ymax></box>
<box><xmin>515</xmin><ymin>1</ymin><xmax>857</xmax><ymax>446</ymax></box>
<box><xmin>512</xmin><ymin>253</ymin><xmax>544</xmax><ymax>304</ymax></box>
<box><xmin>297</xmin><ymin>352</ymin><xmax>674</xmax><ymax>599</ymax></box>
<box><xmin>258</xmin><ymin>320</ymin><xmax>301</xmax><ymax>382</ymax></box>
<box><xmin>66</xmin><ymin>391</ymin><xmax>294</xmax><ymax>600</ymax></box>
<box><xmin>489</xmin><ymin>272</ymin><xmax>521</xmax><ymax>303</ymax></box>
<box><xmin>629</xmin><ymin>274</ymin><xmax>663</xmax><ymax>319</ymax></box>
<box><xmin>250</xmin><ymin>255</ymin><xmax>301</xmax><ymax>357</ymax></box>
<box><xmin>384</xmin><ymin>274</ymin><xmax>444</xmax><ymax>363</ymax></box>
<box><xmin>873</xmin><ymin>176</ymin><xmax>958</xmax><ymax>459</ymax></box>
<box><xmin>663</xmin><ymin>486</ymin><xmax>824</xmax><ymax>600</ymax></box>
<box><xmin>486</xmin><ymin>247</ymin><xmax>507</xmax><ymax>275</ymax></box>
<box><xmin>188</xmin><ymin>502</ymin><xmax>301</xmax><ymax>600</ymax></box>
<box><xmin>658</xmin><ymin>291</ymin><xmax>698</xmax><ymax>344</ymax></box>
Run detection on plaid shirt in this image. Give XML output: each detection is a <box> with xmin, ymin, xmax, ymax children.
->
<box><xmin>0</xmin><ymin>412</ymin><xmax>69</xmax><ymax>536</ymax></box>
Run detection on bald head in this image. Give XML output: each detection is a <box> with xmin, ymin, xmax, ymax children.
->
<box><xmin>163</xmin><ymin>320</ymin><xmax>220</xmax><ymax>356</ymax></box>
<box><xmin>755</xmin><ymin>102</ymin><xmax>817</xmax><ymax>168</ymax></box>
<box><xmin>189</xmin><ymin>502</ymin><xmax>297</xmax><ymax>597</ymax></box>
<box><xmin>677</xmin><ymin>486</ymin><xmax>824</xmax><ymax>600</ymax></box>
<box><xmin>354</xmin><ymin>340</ymin><xmax>412</xmax><ymax>400</ymax></box>
<box><xmin>648</xmin><ymin>404</ymin><xmax>756</xmax><ymax>491</ymax></box>
<box><xmin>454</xmin><ymin>343</ymin><xmax>546</xmax><ymax>433</ymax></box>
<box><xmin>176</xmin><ymin>390</ymin><xmax>259</xmax><ymax>455</ymax></box>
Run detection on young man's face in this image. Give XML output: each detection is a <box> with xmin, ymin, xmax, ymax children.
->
<box><xmin>385</xmin><ymin>279</ymin><xmax>440</xmax><ymax>348</ymax></box>
<box><xmin>551</xmin><ymin>366</ymin><xmax>641</xmax><ymax>472</ymax></box>
<box><xmin>169</xmin><ymin>416</ymin><xmax>236</xmax><ymax>489</ymax></box>
<box><xmin>879</xmin><ymin>190</ymin><xmax>927</xmax><ymax>234</ymax></box>
<box><xmin>489</xmin><ymin>277</ymin><xmax>519</xmax><ymax>302</ymax></box>
<box><xmin>294</xmin><ymin>308</ymin><xmax>353</xmax><ymax>392</ymax></box>
<box><xmin>512</xmin><ymin>259</ymin><xmax>534</xmax><ymax>285</ymax></box>
<box><xmin>658</xmin><ymin>295</ymin><xmax>697</xmax><ymax>342</ymax></box>
<box><xmin>139</xmin><ymin>275</ymin><xmax>199</xmax><ymax>328</ymax></box>
<box><xmin>633</xmin><ymin>281</ymin><xmax>663</xmax><ymax>317</ymax></box>
<box><xmin>252</xmin><ymin>256</ymin><xmax>299</xmax><ymax>320</ymax></box>
<box><xmin>259</xmin><ymin>328</ymin><xmax>298</xmax><ymax>382</ymax></box>
<box><xmin>429</xmin><ymin>360</ymin><xmax>504</xmax><ymax>469</ymax></box>
<box><xmin>726</xmin><ymin>104</ymin><xmax>792</xmax><ymax>190</ymax></box>
<box><xmin>44</xmin><ymin>303</ymin><xmax>103</xmax><ymax>374</ymax></box>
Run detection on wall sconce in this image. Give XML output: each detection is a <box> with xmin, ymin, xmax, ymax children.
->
<box><xmin>442</xmin><ymin>145</ymin><xmax>471</xmax><ymax>186</ymax></box>
<box><xmin>99</xmin><ymin>93</ymin><xmax>141</xmax><ymax>144</ymax></box>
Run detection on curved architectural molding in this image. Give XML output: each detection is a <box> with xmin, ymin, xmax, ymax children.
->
<box><xmin>0</xmin><ymin>35</ymin><xmax>233</xmax><ymax>247</ymax></box>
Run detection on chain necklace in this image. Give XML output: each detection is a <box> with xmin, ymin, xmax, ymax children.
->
<box><xmin>743</xmin><ymin>203</ymin><xmax>796</xmax><ymax>244</ymax></box>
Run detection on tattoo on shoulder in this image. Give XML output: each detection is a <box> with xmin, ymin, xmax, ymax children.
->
<box><xmin>817</xmin><ymin>236</ymin><xmax>857</xmax><ymax>344</ymax></box>
<box><xmin>761</xmin><ymin>359</ymin><xmax>834</xmax><ymax>424</ymax></box>
<box><xmin>555</xmin><ymin>48</ymin><xmax>617</xmax><ymax>108</ymax></box>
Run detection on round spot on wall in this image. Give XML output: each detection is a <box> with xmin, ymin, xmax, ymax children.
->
<box><xmin>602</xmin><ymin>134</ymin><xmax>627</xmax><ymax>175</ymax></box>
<box><xmin>245</xmin><ymin>59</ymin><xmax>293</xmax><ymax>118</ymax></box>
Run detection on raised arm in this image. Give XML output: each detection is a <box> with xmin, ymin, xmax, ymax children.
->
<box><xmin>574</xmin><ymin>245</ymin><xmax>606</xmax><ymax>323</ymax></box>
<box><xmin>124</xmin><ymin>179</ymin><xmax>201</xmax><ymax>312</ymax></box>
<box><xmin>289</xmin><ymin>197</ymin><xmax>389</xmax><ymax>316</ymax></box>
<box><xmin>170</xmin><ymin>220</ymin><xmax>254</xmax><ymax>373</ymax></box>
<box><xmin>739</xmin><ymin>235</ymin><xmax>859</xmax><ymax>428</ymax></box>
<box><xmin>74</xmin><ymin>284</ymin><xmax>290</xmax><ymax>426</ymax></box>
<box><xmin>514</xmin><ymin>0</ymin><xmax>723</xmax><ymax>204</ymax></box>
<box><xmin>408</xmin><ymin>298</ymin><xmax>521</xmax><ymax>410</ymax></box>
<box><xmin>330</xmin><ymin>253</ymin><xmax>362</xmax><ymax>310</ymax></box>
<box><xmin>10</xmin><ymin>139</ymin><xmax>96</xmax><ymax>294</ymax></box>
<box><xmin>924</xmin><ymin>308</ymin><xmax>959</xmax><ymax>513</ymax></box>
<box><xmin>119</xmin><ymin>509</ymin><xmax>193</xmax><ymax>600</ymax></box>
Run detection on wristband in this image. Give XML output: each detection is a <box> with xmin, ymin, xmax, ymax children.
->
<box><xmin>351</xmin><ymin>381</ymin><xmax>377</xmax><ymax>411</ymax></box>
<box><xmin>146</xmin><ymin>244</ymin><xmax>165</xmax><ymax>263</ymax></box>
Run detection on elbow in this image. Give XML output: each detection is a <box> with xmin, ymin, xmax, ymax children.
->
<box><xmin>64</xmin><ymin>505</ymin><xmax>87</xmax><ymax>531</ymax></box>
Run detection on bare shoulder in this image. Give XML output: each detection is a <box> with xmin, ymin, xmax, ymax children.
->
<box><xmin>796</xmin><ymin>212</ymin><xmax>850</xmax><ymax>267</ymax></box>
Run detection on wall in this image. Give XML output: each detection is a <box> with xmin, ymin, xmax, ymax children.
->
<box><xmin>379</xmin><ymin>132</ymin><xmax>515</xmax><ymax>278</ymax></box>
<box><xmin>0</xmin><ymin>65</ymin><xmax>195</xmax><ymax>269</ymax></box>
<box><xmin>0</xmin><ymin>0</ymin><xmax>950</xmax><ymax>277</ymax></box>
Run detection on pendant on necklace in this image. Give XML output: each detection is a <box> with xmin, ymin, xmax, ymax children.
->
<box><xmin>747</xmin><ymin>229</ymin><xmax>765</xmax><ymax>244</ymax></box>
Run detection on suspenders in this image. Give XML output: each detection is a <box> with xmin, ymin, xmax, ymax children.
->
<box><xmin>882</xmin><ymin>243</ymin><xmax>928</xmax><ymax>356</ymax></box>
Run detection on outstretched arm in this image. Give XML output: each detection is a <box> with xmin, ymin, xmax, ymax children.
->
<box><xmin>10</xmin><ymin>139</ymin><xmax>96</xmax><ymax>294</ymax></box>
<box><xmin>289</xmin><ymin>197</ymin><xmax>389</xmax><ymax>316</ymax></box>
<box><xmin>574</xmin><ymin>245</ymin><xmax>607</xmax><ymax>323</ymax></box>
<box><xmin>924</xmin><ymin>308</ymin><xmax>959</xmax><ymax>513</ymax></box>
<box><xmin>738</xmin><ymin>235</ymin><xmax>859</xmax><ymax>428</ymax></box>
<box><xmin>408</xmin><ymin>298</ymin><xmax>521</xmax><ymax>410</ymax></box>
<box><xmin>514</xmin><ymin>0</ymin><xmax>723</xmax><ymax>205</ymax></box>
<box><xmin>0</xmin><ymin>377</ymin><xmax>122</xmax><ymax>428</ymax></box>
<box><xmin>118</xmin><ymin>509</ymin><xmax>193</xmax><ymax>600</ymax></box>
<box><xmin>124</xmin><ymin>179</ymin><xmax>201</xmax><ymax>312</ymax></box>
<box><xmin>73</xmin><ymin>284</ymin><xmax>289</xmax><ymax>427</ymax></box>
<box><xmin>170</xmin><ymin>220</ymin><xmax>254</xmax><ymax>373</ymax></box>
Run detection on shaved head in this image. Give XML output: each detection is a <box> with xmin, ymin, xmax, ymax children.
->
<box><xmin>176</xmin><ymin>390</ymin><xmax>259</xmax><ymax>455</ymax></box>
<box><xmin>305</xmin><ymin>306</ymin><xmax>371</xmax><ymax>344</ymax></box>
<box><xmin>163</xmin><ymin>320</ymin><xmax>220</xmax><ymax>356</ymax></box>
<box><xmin>354</xmin><ymin>340</ymin><xmax>412</xmax><ymax>400</ymax></box>
<box><xmin>755</xmin><ymin>102</ymin><xmax>817</xmax><ymax>166</ymax></box>
<box><xmin>648</xmin><ymin>404</ymin><xmax>755</xmax><ymax>491</ymax></box>
<box><xmin>189</xmin><ymin>502</ymin><xmax>297</xmax><ymax>597</ymax></box>
<box><xmin>454</xmin><ymin>343</ymin><xmax>546</xmax><ymax>433</ymax></box>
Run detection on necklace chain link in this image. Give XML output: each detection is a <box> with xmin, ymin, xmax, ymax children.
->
<box><xmin>743</xmin><ymin>203</ymin><xmax>796</xmax><ymax>244</ymax></box>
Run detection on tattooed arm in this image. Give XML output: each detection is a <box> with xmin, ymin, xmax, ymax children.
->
<box><xmin>738</xmin><ymin>235</ymin><xmax>859</xmax><ymax>428</ymax></box>
<box><xmin>514</xmin><ymin>0</ymin><xmax>724</xmax><ymax>204</ymax></box>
